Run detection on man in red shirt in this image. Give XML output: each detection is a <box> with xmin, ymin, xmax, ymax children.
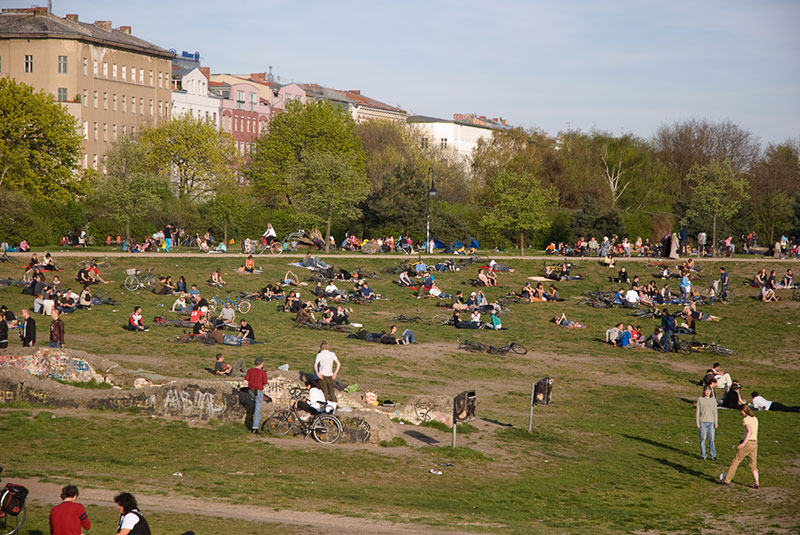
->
<box><xmin>49</xmin><ymin>484</ymin><xmax>91</xmax><ymax>535</ymax></box>
<box><xmin>244</xmin><ymin>357</ymin><xmax>268</xmax><ymax>435</ymax></box>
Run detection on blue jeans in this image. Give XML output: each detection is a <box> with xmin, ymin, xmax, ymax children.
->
<box><xmin>49</xmin><ymin>341</ymin><xmax>61</xmax><ymax>348</ymax></box>
<box><xmin>250</xmin><ymin>389</ymin><xmax>264</xmax><ymax>430</ymax></box>
<box><xmin>402</xmin><ymin>329</ymin><xmax>416</xmax><ymax>344</ymax></box>
<box><xmin>699</xmin><ymin>422</ymin><xmax>716</xmax><ymax>459</ymax></box>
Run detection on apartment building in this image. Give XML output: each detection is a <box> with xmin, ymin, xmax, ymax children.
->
<box><xmin>0</xmin><ymin>7</ymin><xmax>174</xmax><ymax>169</ymax></box>
<box><xmin>408</xmin><ymin>114</ymin><xmax>510</xmax><ymax>164</ymax></box>
<box><xmin>208</xmin><ymin>79</ymin><xmax>270</xmax><ymax>157</ymax></box>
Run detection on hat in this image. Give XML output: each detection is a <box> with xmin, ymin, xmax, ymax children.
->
<box><xmin>254</xmin><ymin>357</ymin><xmax>264</xmax><ymax>365</ymax></box>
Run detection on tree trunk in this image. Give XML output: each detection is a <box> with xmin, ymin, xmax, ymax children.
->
<box><xmin>519</xmin><ymin>232</ymin><xmax>525</xmax><ymax>256</ymax></box>
<box><xmin>125</xmin><ymin>220</ymin><xmax>131</xmax><ymax>244</ymax></box>
<box><xmin>325</xmin><ymin>206</ymin><xmax>332</xmax><ymax>253</ymax></box>
<box><xmin>223</xmin><ymin>222</ymin><xmax>228</xmax><ymax>245</ymax></box>
<box><xmin>711</xmin><ymin>214</ymin><xmax>717</xmax><ymax>257</ymax></box>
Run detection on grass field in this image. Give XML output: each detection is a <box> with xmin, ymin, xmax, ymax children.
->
<box><xmin>1</xmin><ymin>250</ymin><xmax>798</xmax><ymax>534</ymax></box>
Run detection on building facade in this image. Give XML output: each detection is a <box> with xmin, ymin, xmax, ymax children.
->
<box><xmin>408</xmin><ymin>114</ymin><xmax>509</xmax><ymax>164</ymax></box>
<box><xmin>208</xmin><ymin>80</ymin><xmax>270</xmax><ymax>157</ymax></box>
<box><xmin>172</xmin><ymin>67</ymin><xmax>221</xmax><ymax>127</ymax></box>
<box><xmin>0</xmin><ymin>7</ymin><xmax>174</xmax><ymax>170</ymax></box>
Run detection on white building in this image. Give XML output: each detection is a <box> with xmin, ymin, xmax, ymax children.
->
<box><xmin>408</xmin><ymin>114</ymin><xmax>509</xmax><ymax>164</ymax></box>
<box><xmin>171</xmin><ymin>67</ymin><xmax>221</xmax><ymax>127</ymax></box>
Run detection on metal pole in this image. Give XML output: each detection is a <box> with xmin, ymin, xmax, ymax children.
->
<box><xmin>452</xmin><ymin>396</ymin><xmax>457</xmax><ymax>447</ymax></box>
<box><xmin>426</xmin><ymin>168</ymin><xmax>432</xmax><ymax>255</ymax></box>
<box><xmin>528</xmin><ymin>382</ymin><xmax>535</xmax><ymax>433</ymax></box>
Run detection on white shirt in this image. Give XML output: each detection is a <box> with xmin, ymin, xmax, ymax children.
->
<box><xmin>308</xmin><ymin>386</ymin><xmax>326</xmax><ymax>410</ymax></box>
<box><xmin>625</xmin><ymin>289</ymin><xmax>640</xmax><ymax>304</ymax></box>
<box><xmin>119</xmin><ymin>511</ymin><xmax>142</xmax><ymax>530</ymax></box>
<box><xmin>263</xmin><ymin>227</ymin><xmax>276</xmax><ymax>238</ymax></box>
<box><xmin>470</xmin><ymin>311</ymin><xmax>481</xmax><ymax>323</ymax></box>
<box><xmin>314</xmin><ymin>350</ymin><xmax>339</xmax><ymax>377</ymax></box>
<box><xmin>752</xmin><ymin>395</ymin><xmax>772</xmax><ymax>411</ymax></box>
<box><xmin>324</xmin><ymin>283</ymin><xmax>339</xmax><ymax>293</ymax></box>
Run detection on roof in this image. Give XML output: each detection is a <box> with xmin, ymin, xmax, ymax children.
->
<box><xmin>408</xmin><ymin>114</ymin><xmax>510</xmax><ymax>131</ymax></box>
<box><xmin>0</xmin><ymin>9</ymin><xmax>174</xmax><ymax>59</ymax></box>
<box><xmin>296</xmin><ymin>83</ymin><xmax>405</xmax><ymax>113</ymax></box>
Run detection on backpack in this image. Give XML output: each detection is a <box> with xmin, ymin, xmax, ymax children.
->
<box><xmin>0</xmin><ymin>483</ymin><xmax>28</xmax><ymax>516</ymax></box>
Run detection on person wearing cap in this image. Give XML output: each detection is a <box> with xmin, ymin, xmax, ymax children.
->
<box><xmin>244</xmin><ymin>358</ymin><xmax>268</xmax><ymax>434</ymax></box>
<box><xmin>696</xmin><ymin>386</ymin><xmax>718</xmax><ymax>460</ymax></box>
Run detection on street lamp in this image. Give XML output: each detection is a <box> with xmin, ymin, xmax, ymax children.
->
<box><xmin>425</xmin><ymin>167</ymin><xmax>437</xmax><ymax>254</ymax></box>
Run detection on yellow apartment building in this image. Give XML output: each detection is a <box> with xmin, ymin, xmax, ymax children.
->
<box><xmin>0</xmin><ymin>7</ymin><xmax>174</xmax><ymax>170</ymax></box>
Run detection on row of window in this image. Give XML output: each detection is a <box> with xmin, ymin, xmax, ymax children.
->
<box><xmin>15</xmin><ymin>54</ymin><xmax>167</xmax><ymax>88</ymax></box>
<box><xmin>224</xmin><ymin>115</ymin><xmax>265</xmax><ymax>134</ymax></box>
<box><xmin>82</xmin><ymin>121</ymin><xmax>140</xmax><ymax>143</ymax></box>
<box><xmin>79</xmin><ymin>88</ymin><xmax>168</xmax><ymax>117</ymax></box>
<box><xmin>420</xmin><ymin>137</ymin><xmax>448</xmax><ymax>149</ymax></box>
<box><xmin>235</xmin><ymin>90</ymin><xmax>259</xmax><ymax>111</ymax></box>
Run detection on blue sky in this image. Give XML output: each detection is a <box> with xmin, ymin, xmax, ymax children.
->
<box><xmin>10</xmin><ymin>0</ymin><xmax>799</xmax><ymax>143</ymax></box>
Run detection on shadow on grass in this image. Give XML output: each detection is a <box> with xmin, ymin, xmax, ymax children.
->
<box><xmin>404</xmin><ymin>430</ymin><xmax>440</xmax><ymax>445</ymax></box>
<box><xmin>622</xmin><ymin>433</ymin><xmax>694</xmax><ymax>458</ymax></box>
<box><xmin>479</xmin><ymin>417</ymin><xmax>513</xmax><ymax>427</ymax></box>
<box><xmin>638</xmin><ymin>454</ymin><xmax>716</xmax><ymax>482</ymax></box>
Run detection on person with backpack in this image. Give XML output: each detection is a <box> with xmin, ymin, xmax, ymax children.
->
<box><xmin>114</xmin><ymin>492</ymin><xmax>150</xmax><ymax>534</ymax></box>
<box><xmin>49</xmin><ymin>484</ymin><xmax>91</xmax><ymax>535</ymax></box>
<box><xmin>244</xmin><ymin>358</ymin><xmax>268</xmax><ymax>435</ymax></box>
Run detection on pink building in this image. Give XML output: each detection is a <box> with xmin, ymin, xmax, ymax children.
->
<box><xmin>209</xmin><ymin>80</ymin><xmax>269</xmax><ymax>157</ymax></box>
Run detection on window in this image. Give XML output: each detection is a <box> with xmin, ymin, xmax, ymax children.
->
<box><xmin>24</xmin><ymin>55</ymin><xmax>33</xmax><ymax>73</ymax></box>
<box><xmin>93</xmin><ymin>59</ymin><xmax>98</xmax><ymax>76</ymax></box>
<box><xmin>122</xmin><ymin>95</ymin><xmax>126</xmax><ymax>113</ymax></box>
<box><xmin>149</xmin><ymin>99</ymin><xmax>153</xmax><ymax>116</ymax></box>
<box><xmin>58</xmin><ymin>55</ymin><xmax>67</xmax><ymax>74</ymax></box>
<box><xmin>149</xmin><ymin>70</ymin><xmax>153</xmax><ymax>86</ymax></box>
<box><xmin>112</xmin><ymin>63</ymin><xmax>117</xmax><ymax>78</ymax></box>
<box><xmin>82</xmin><ymin>89</ymin><xmax>88</xmax><ymax>107</ymax></box>
<box><xmin>82</xmin><ymin>154</ymin><xmax>87</xmax><ymax>169</ymax></box>
<box><xmin>131</xmin><ymin>67</ymin><xmax>136</xmax><ymax>83</ymax></box>
<box><xmin>82</xmin><ymin>121</ymin><xmax>88</xmax><ymax>140</ymax></box>
<box><xmin>103</xmin><ymin>61</ymin><xmax>107</xmax><ymax>77</ymax></box>
<box><xmin>93</xmin><ymin>122</ymin><xmax>98</xmax><ymax>141</ymax></box>
<box><xmin>249</xmin><ymin>92</ymin><xmax>256</xmax><ymax>111</ymax></box>
<box><xmin>139</xmin><ymin>69</ymin><xmax>143</xmax><ymax>84</ymax></box>
<box><xmin>131</xmin><ymin>125</ymin><xmax>135</xmax><ymax>135</ymax></box>
<box><xmin>103</xmin><ymin>123</ymin><xmax>107</xmax><ymax>142</ymax></box>
<box><xmin>112</xmin><ymin>93</ymin><xmax>117</xmax><ymax>111</ymax></box>
<box><xmin>158</xmin><ymin>72</ymin><xmax>162</xmax><ymax>88</ymax></box>
<box><xmin>421</xmin><ymin>137</ymin><xmax>428</xmax><ymax>149</ymax></box>
<box><xmin>83</xmin><ymin>58</ymin><xmax>87</xmax><ymax>75</ymax></box>
<box><xmin>92</xmin><ymin>154</ymin><xmax>98</xmax><ymax>170</ymax></box>
<box><xmin>103</xmin><ymin>92</ymin><xmax>108</xmax><ymax>110</ymax></box>
<box><xmin>113</xmin><ymin>124</ymin><xmax>117</xmax><ymax>141</ymax></box>
<box><xmin>131</xmin><ymin>96</ymin><xmax>136</xmax><ymax>113</ymax></box>
<box><xmin>93</xmin><ymin>91</ymin><xmax>98</xmax><ymax>108</ymax></box>
<box><xmin>121</xmin><ymin>65</ymin><xmax>126</xmax><ymax>82</ymax></box>
<box><xmin>440</xmin><ymin>138</ymin><xmax>448</xmax><ymax>149</ymax></box>
<box><xmin>237</xmin><ymin>90</ymin><xmax>244</xmax><ymax>110</ymax></box>
<box><xmin>122</xmin><ymin>125</ymin><xmax>127</xmax><ymax>136</ymax></box>
<box><xmin>57</xmin><ymin>87</ymin><xmax>68</xmax><ymax>101</ymax></box>
<box><xmin>139</xmin><ymin>97</ymin><xmax>143</xmax><ymax>114</ymax></box>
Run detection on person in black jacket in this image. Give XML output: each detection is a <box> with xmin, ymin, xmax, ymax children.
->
<box><xmin>20</xmin><ymin>308</ymin><xmax>36</xmax><ymax>347</ymax></box>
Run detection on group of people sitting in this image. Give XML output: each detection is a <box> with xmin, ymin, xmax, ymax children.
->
<box><xmin>700</xmin><ymin>364</ymin><xmax>800</xmax><ymax>412</ymax></box>
<box><xmin>348</xmin><ymin>324</ymin><xmax>417</xmax><ymax>344</ymax></box>
<box><xmin>518</xmin><ymin>281</ymin><xmax>561</xmax><ymax>302</ymax></box>
<box><xmin>752</xmin><ymin>268</ymin><xmax>794</xmax><ymax>302</ymax></box>
<box><xmin>449</xmin><ymin>309</ymin><xmax>503</xmax><ymax>330</ymax></box>
<box><xmin>20</xmin><ymin>261</ymin><xmax>111</xmax><ymax>316</ymax></box>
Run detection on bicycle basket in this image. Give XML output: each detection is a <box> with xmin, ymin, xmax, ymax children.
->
<box><xmin>1</xmin><ymin>483</ymin><xmax>28</xmax><ymax>516</ymax></box>
<box><xmin>125</xmin><ymin>268</ymin><xmax>138</xmax><ymax>276</ymax></box>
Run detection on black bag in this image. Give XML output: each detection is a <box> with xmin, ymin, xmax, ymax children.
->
<box><xmin>1</xmin><ymin>483</ymin><xmax>28</xmax><ymax>516</ymax></box>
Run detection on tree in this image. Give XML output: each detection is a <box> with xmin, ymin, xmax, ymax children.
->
<box><xmin>685</xmin><ymin>160</ymin><xmax>750</xmax><ymax>255</ymax></box>
<box><xmin>750</xmin><ymin>142</ymin><xmax>800</xmax><ymax>244</ymax></box>
<box><xmin>481</xmin><ymin>171</ymin><xmax>558</xmax><ymax>255</ymax></box>
<box><xmin>91</xmin><ymin>137</ymin><xmax>165</xmax><ymax>242</ymax></box>
<box><xmin>206</xmin><ymin>180</ymin><xmax>251</xmax><ymax>244</ymax></box>
<box><xmin>0</xmin><ymin>78</ymin><xmax>83</xmax><ymax>201</ymax></box>
<box><xmin>294</xmin><ymin>150</ymin><xmax>369</xmax><ymax>252</ymax></box>
<box><xmin>248</xmin><ymin>100</ymin><xmax>365</xmax><ymax>207</ymax></box>
<box><xmin>139</xmin><ymin>114</ymin><xmax>238</xmax><ymax>199</ymax></box>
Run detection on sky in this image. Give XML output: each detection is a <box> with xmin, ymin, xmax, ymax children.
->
<box><xmin>6</xmin><ymin>0</ymin><xmax>799</xmax><ymax>144</ymax></box>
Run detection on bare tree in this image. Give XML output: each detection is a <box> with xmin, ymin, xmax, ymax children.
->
<box><xmin>601</xmin><ymin>147</ymin><xmax>631</xmax><ymax>210</ymax></box>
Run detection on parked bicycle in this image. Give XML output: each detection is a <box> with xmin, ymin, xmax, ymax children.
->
<box><xmin>0</xmin><ymin>467</ymin><xmax>28</xmax><ymax>535</ymax></box>
<box><xmin>391</xmin><ymin>310</ymin><xmax>433</xmax><ymax>325</ymax></box>
<box><xmin>123</xmin><ymin>268</ymin><xmax>157</xmax><ymax>292</ymax></box>
<box><xmin>698</xmin><ymin>280</ymin><xmax>735</xmax><ymax>304</ymax></box>
<box><xmin>0</xmin><ymin>252</ymin><xmax>18</xmax><ymax>264</ymax></box>
<box><xmin>262</xmin><ymin>405</ymin><xmax>342</xmax><ymax>444</ymax></box>
<box><xmin>457</xmin><ymin>337</ymin><xmax>527</xmax><ymax>355</ymax></box>
<box><xmin>208</xmin><ymin>291</ymin><xmax>252</xmax><ymax>314</ymax></box>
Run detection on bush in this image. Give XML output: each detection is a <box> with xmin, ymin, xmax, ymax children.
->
<box><xmin>379</xmin><ymin>437</ymin><xmax>407</xmax><ymax>447</ymax></box>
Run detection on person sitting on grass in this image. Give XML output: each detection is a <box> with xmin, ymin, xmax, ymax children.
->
<box><xmin>358</xmin><ymin>281</ymin><xmax>376</xmax><ymax>301</ymax></box>
<box><xmin>383</xmin><ymin>324</ymin><xmax>417</xmax><ymax>344</ymax></box>
<box><xmin>236</xmin><ymin>255</ymin><xmax>256</xmax><ymax>274</ymax></box>
<box><xmin>283</xmin><ymin>291</ymin><xmax>301</xmax><ymax>313</ymax></box>
<box><xmin>546</xmin><ymin>285</ymin><xmax>561</xmax><ymax>301</ymax></box>
<box><xmin>644</xmin><ymin>327</ymin><xmax>664</xmax><ymax>350</ymax></box>
<box><xmin>208</xmin><ymin>269</ymin><xmax>226</xmax><ymax>287</ymax></box>
<box><xmin>238</xmin><ymin>319</ymin><xmax>255</xmax><ymax>343</ymax></box>
<box><xmin>752</xmin><ymin>269</ymin><xmax>767</xmax><ymax>287</ymax></box>
<box><xmin>398</xmin><ymin>269</ymin><xmax>414</xmax><ymax>287</ymax></box>
<box><xmin>295</xmin><ymin>378</ymin><xmax>327</xmax><ymax>417</ymax></box>
<box><xmin>520</xmin><ymin>281</ymin><xmax>534</xmax><ymax>301</ymax></box>
<box><xmin>759</xmin><ymin>285</ymin><xmax>779</xmax><ymax>302</ymax></box>
<box><xmin>126</xmin><ymin>306</ymin><xmax>148</xmax><ymax>332</ymax></box>
<box><xmin>295</xmin><ymin>301</ymin><xmax>317</xmax><ymax>326</ymax></box>
<box><xmin>282</xmin><ymin>270</ymin><xmax>303</xmax><ymax>287</ymax></box>
<box><xmin>606</xmin><ymin>322</ymin><xmax>623</xmax><ymax>346</ymax></box>
<box><xmin>171</xmin><ymin>294</ymin><xmax>192</xmax><ymax>313</ymax></box>
<box><xmin>214</xmin><ymin>353</ymin><xmax>232</xmax><ymax>375</ymax></box>
<box><xmin>78</xmin><ymin>286</ymin><xmax>92</xmax><ymax>309</ymax></box>
<box><xmin>215</xmin><ymin>302</ymin><xmax>236</xmax><ymax>328</ymax></box>
<box><xmin>487</xmin><ymin>309</ymin><xmax>504</xmax><ymax>330</ymax></box>
<box><xmin>154</xmin><ymin>275</ymin><xmax>175</xmax><ymax>295</ymax></box>
<box><xmin>780</xmin><ymin>268</ymin><xmax>794</xmax><ymax>288</ymax></box>
<box><xmin>550</xmin><ymin>312</ymin><xmax>586</xmax><ymax>329</ymax></box>
<box><xmin>531</xmin><ymin>283</ymin><xmax>546</xmax><ymax>301</ymax></box>
<box><xmin>452</xmin><ymin>310</ymin><xmax>478</xmax><ymax>329</ymax></box>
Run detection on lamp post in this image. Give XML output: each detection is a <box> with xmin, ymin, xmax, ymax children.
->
<box><xmin>425</xmin><ymin>167</ymin><xmax>437</xmax><ymax>254</ymax></box>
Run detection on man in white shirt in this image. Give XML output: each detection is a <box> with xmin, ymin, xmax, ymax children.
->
<box><xmin>324</xmin><ymin>282</ymin><xmax>344</xmax><ymax>298</ymax></box>
<box><xmin>750</xmin><ymin>391</ymin><xmax>800</xmax><ymax>412</ymax></box>
<box><xmin>314</xmin><ymin>340</ymin><xmax>341</xmax><ymax>404</ymax></box>
<box><xmin>624</xmin><ymin>286</ymin><xmax>641</xmax><ymax>308</ymax></box>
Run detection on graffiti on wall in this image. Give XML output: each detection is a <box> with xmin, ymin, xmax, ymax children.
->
<box><xmin>0</xmin><ymin>350</ymin><xmax>99</xmax><ymax>382</ymax></box>
<box><xmin>162</xmin><ymin>388</ymin><xmax>228</xmax><ymax>419</ymax></box>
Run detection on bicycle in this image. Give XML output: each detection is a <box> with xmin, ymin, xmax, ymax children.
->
<box><xmin>687</xmin><ymin>338</ymin><xmax>737</xmax><ymax>357</ymax></box>
<box><xmin>76</xmin><ymin>256</ymin><xmax>111</xmax><ymax>269</ymax></box>
<box><xmin>391</xmin><ymin>310</ymin><xmax>433</xmax><ymax>325</ymax></box>
<box><xmin>262</xmin><ymin>405</ymin><xmax>342</xmax><ymax>444</ymax></box>
<box><xmin>0</xmin><ymin>467</ymin><xmax>27</xmax><ymax>535</ymax></box>
<box><xmin>0</xmin><ymin>252</ymin><xmax>18</xmax><ymax>264</ymax></box>
<box><xmin>123</xmin><ymin>268</ymin><xmax>157</xmax><ymax>292</ymax></box>
<box><xmin>457</xmin><ymin>337</ymin><xmax>489</xmax><ymax>353</ymax></box>
<box><xmin>487</xmin><ymin>341</ymin><xmax>528</xmax><ymax>355</ymax></box>
<box><xmin>208</xmin><ymin>291</ymin><xmax>252</xmax><ymax>314</ymax></box>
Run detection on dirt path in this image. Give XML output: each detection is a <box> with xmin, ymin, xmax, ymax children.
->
<box><xmin>19</xmin><ymin>478</ymin><xmax>476</xmax><ymax>535</ymax></box>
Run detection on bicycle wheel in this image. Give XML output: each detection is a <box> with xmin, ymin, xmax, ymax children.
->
<box><xmin>207</xmin><ymin>302</ymin><xmax>217</xmax><ymax>315</ymax></box>
<box><xmin>123</xmin><ymin>276</ymin><xmax>139</xmax><ymax>291</ymax></box>
<box><xmin>262</xmin><ymin>410</ymin><xmax>296</xmax><ymax>436</ymax></box>
<box><xmin>432</xmin><ymin>313</ymin><xmax>450</xmax><ymax>325</ymax></box>
<box><xmin>0</xmin><ymin>503</ymin><xmax>25</xmax><ymax>535</ymax></box>
<box><xmin>510</xmin><ymin>343</ymin><xmax>528</xmax><ymax>355</ymax></box>
<box><xmin>144</xmin><ymin>274</ymin><xmax>157</xmax><ymax>291</ymax></box>
<box><xmin>721</xmin><ymin>289</ymin><xmax>734</xmax><ymax>304</ymax></box>
<box><xmin>311</xmin><ymin>414</ymin><xmax>342</xmax><ymax>444</ymax></box>
<box><xmin>676</xmin><ymin>339</ymin><xmax>692</xmax><ymax>355</ymax></box>
<box><xmin>269</xmin><ymin>241</ymin><xmax>283</xmax><ymax>255</ymax></box>
<box><xmin>467</xmin><ymin>342</ymin><xmax>487</xmax><ymax>353</ymax></box>
<box><xmin>711</xmin><ymin>345</ymin><xmax>737</xmax><ymax>357</ymax></box>
<box><xmin>237</xmin><ymin>300</ymin><xmax>252</xmax><ymax>314</ymax></box>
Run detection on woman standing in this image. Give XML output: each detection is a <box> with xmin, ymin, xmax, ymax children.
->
<box><xmin>114</xmin><ymin>492</ymin><xmax>151</xmax><ymax>534</ymax></box>
<box><xmin>696</xmin><ymin>387</ymin><xmax>718</xmax><ymax>460</ymax></box>
<box><xmin>720</xmin><ymin>405</ymin><xmax>760</xmax><ymax>489</ymax></box>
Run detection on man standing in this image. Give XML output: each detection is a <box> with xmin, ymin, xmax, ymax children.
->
<box><xmin>696</xmin><ymin>387</ymin><xmax>718</xmax><ymax>460</ymax></box>
<box><xmin>0</xmin><ymin>311</ymin><xmax>8</xmax><ymax>349</ymax></box>
<box><xmin>50</xmin><ymin>310</ymin><xmax>65</xmax><ymax>348</ymax></box>
<box><xmin>21</xmin><ymin>308</ymin><xmax>36</xmax><ymax>347</ymax></box>
<box><xmin>49</xmin><ymin>484</ymin><xmax>91</xmax><ymax>535</ymax></box>
<box><xmin>697</xmin><ymin>232</ymin><xmax>707</xmax><ymax>258</ymax></box>
<box><xmin>244</xmin><ymin>357</ymin><xmax>268</xmax><ymax>434</ymax></box>
<box><xmin>660</xmin><ymin>308</ymin><xmax>675</xmax><ymax>353</ymax></box>
<box><xmin>164</xmin><ymin>224</ymin><xmax>172</xmax><ymax>252</ymax></box>
<box><xmin>314</xmin><ymin>340</ymin><xmax>341</xmax><ymax>404</ymax></box>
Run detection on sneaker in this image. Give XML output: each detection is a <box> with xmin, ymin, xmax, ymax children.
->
<box><xmin>711</xmin><ymin>457</ymin><xmax>716</xmax><ymax>461</ymax></box>
<box><xmin>752</xmin><ymin>484</ymin><xmax>759</xmax><ymax>489</ymax></box>
<box><xmin>719</xmin><ymin>472</ymin><xmax>727</xmax><ymax>484</ymax></box>
<box><xmin>251</xmin><ymin>429</ymin><xmax>260</xmax><ymax>435</ymax></box>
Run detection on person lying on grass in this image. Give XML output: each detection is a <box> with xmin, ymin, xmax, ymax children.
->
<box><xmin>683</xmin><ymin>303</ymin><xmax>721</xmax><ymax>322</ymax></box>
<box><xmin>550</xmin><ymin>312</ymin><xmax>585</xmax><ymax>329</ymax></box>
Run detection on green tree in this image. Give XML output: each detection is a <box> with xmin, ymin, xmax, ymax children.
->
<box><xmin>295</xmin><ymin>150</ymin><xmax>369</xmax><ymax>252</ymax></box>
<box><xmin>0</xmin><ymin>78</ymin><xmax>83</xmax><ymax>201</ymax></box>
<box><xmin>139</xmin><ymin>114</ymin><xmax>238</xmax><ymax>199</ymax></box>
<box><xmin>750</xmin><ymin>142</ymin><xmax>800</xmax><ymax>244</ymax></box>
<box><xmin>481</xmin><ymin>171</ymin><xmax>558</xmax><ymax>255</ymax></box>
<box><xmin>207</xmin><ymin>180</ymin><xmax>251</xmax><ymax>243</ymax></box>
<box><xmin>90</xmin><ymin>137</ymin><xmax>166</xmax><ymax>242</ymax></box>
<box><xmin>248</xmin><ymin>100</ymin><xmax>365</xmax><ymax>207</ymax></box>
<box><xmin>685</xmin><ymin>160</ymin><xmax>750</xmax><ymax>255</ymax></box>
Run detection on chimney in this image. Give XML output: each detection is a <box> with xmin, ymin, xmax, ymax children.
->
<box><xmin>250</xmin><ymin>72</ymin><xmax>266</xmax><ymax>82</ymax></box>
<box><xmin>350</xmin><ymin>90</ymin><xmax>360</xmax><ymax>95</ymax></box>
<box><xmin>65</xmin><ymin>13</ymin><xmax>79</xmax><ymax>22</ymax></box>
<box><xmin>94</xmin><ymin>20</ymin><xmax>112</xmax><ymax>31</ymax></box>
<box><xmin>119</xmin><ymin>25</ymin><xmax>131</xmax><ymax>34</ymax></box>
<box><xmin>200</xmin><ymin>67</ymin><xmax>210</xmax><ymax>80</ymax></box>
<box><xmin>32</xmin><ymin>6</ymin><xmax>48</xmax><ymax>15</ymax></box>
